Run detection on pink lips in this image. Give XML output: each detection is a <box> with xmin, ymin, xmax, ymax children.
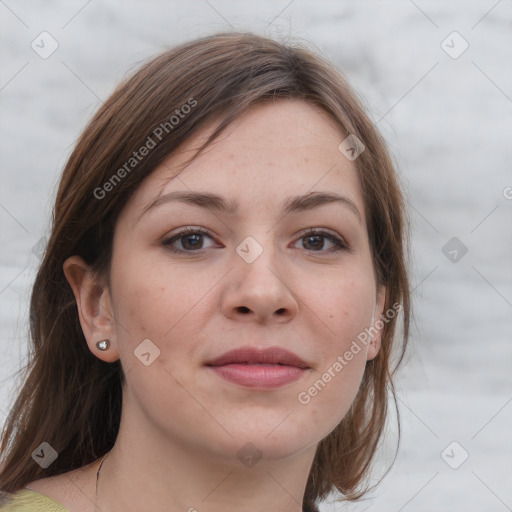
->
<box><xmin>205</xmin><ymin>347</ymin><xmax>309</xmax><ymax>389</ymax></box>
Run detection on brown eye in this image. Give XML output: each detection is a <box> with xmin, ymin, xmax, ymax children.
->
<box><xmin>162</xmin><ymin>227</ymin><xmax>216</xmax><ymax>253</ymax></box>
<box><xmin>294</xmin><ymin>229</ymin><xmax>349</xmax><ymax>253</ymax></box>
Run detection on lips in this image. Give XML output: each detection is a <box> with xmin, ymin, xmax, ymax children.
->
<box><xmin>205</xmin><ymin>346</ymin><xmax>309</xmax><ymax>369</ymax></box>
<box><xmin>205</xmin><ymin>346</ymin><xmax>310</xmax><ymax>389</ymax></box>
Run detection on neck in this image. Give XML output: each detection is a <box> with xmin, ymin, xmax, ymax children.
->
<box><xmin>96</xmin><ymin>421</ymin><xmax>317</xmax><ymax>512</ymax></box>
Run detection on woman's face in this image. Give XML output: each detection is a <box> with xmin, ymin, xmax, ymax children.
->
<box><xmin>91</xmin><ymin>100</ymin><xmax>385</xmax><ymax>464</ymax></box>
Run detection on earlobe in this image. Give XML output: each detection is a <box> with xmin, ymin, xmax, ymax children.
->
<box><xmin>62</xmin><ymin>255</ymin><xmax>119</xmax><ymax>363</ymax></box>
<box><xmin>366</xmin><ymin>286</ymin><xmax>387</xmax><ymax>361</ymax></box>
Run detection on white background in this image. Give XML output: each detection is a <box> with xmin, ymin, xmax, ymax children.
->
<box><xmin>1</xmin><ymin>1</ymin><xmax>511</xmax><ymax>511</ymax></box>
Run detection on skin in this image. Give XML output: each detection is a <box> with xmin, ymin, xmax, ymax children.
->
<box><xmin>26</xmin><ymin>99</ymin><xmax>386</xmax><ymax>512</ymax></box>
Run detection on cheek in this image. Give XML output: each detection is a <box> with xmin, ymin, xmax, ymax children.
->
<box><xmin>297</xmin><ymin>334</ymin><xmax>369</xmax><ymax>441</ymax></box>
<box><xmin>294</xmin><ymin>272</ymin><xmax>375</xmax><ymax>434</ymax></box>
<box><xmin>110</xmin><ymin>255</ymin><xmax>215</xmax><ymax>366</ymax></box>
<box><xmin>296</xmin><ymin>359</ymin><xmax>366</xmax><ymax>442</ymax></box>
<box><xmin>314</xmin><ymin>271</ymin><xmax>375</xmax><ymax>351</ymax></box>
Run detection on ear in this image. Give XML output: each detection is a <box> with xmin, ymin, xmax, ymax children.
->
<box><xmin>63</xmin><ymin>255</ymin><xmax>120</xmax><ymax>363</ymax></box>
<box><xmin>366</xmin><ymin>285</ymin><xmax>387</xmax><ymax>361</ymax></box>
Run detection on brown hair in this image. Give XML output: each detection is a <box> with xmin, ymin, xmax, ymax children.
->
<box><xmin>0</xmin><ymin>31</ymin><xmax>410</xmax><ymax>510</ymax></box>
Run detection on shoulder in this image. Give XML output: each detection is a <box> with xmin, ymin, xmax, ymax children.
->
<box><xmin>0</xmin><ymin>466</ymin><xmax>95</xmax><ymax>512</ymax></box>
<box><xmin>0</xmin><ymin>488</ymin><xmax>69</xmax><ymax>511</ymax></box>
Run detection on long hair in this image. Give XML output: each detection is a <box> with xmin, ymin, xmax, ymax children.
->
<box><xmin>0</xmin><ymin>31</ymin><xmax>410</xmax><ymax>510</ymax></box>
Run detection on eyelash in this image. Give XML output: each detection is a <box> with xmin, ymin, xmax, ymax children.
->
<box><xmin>161</xmin><ymin>226</ymin><xmax>350</xmax><ymax>255</ymax></box>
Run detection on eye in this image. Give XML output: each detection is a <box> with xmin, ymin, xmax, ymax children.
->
<box><xmin>293</xmin><ymin>228</ymin><xmax>349</xmax><ymax>253</ymax></box>
<box><xmin>161</xmin><ymin>227</ymin><xmax>350</xmax><ymax>255</ymax></box>
<box><xmin>162</xmin><ymin>227</ymin><xmax>217</xmax><ymax>253</ymax></box>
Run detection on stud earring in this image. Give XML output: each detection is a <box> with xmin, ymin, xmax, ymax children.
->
<box><xmin>96</xmin><ymin>339</ymin><xmax>110</xmax><ymax>351</ymax></box>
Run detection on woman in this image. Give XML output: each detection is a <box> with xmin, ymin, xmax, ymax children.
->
<box><xmin>0</xmin><ymin>31</ymin><xmax>410</xmax><ymax>512</ymax></box>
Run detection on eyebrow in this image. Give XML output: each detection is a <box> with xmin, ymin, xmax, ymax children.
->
<box><xmin>136</xmin><ymin>190</ymin><xmax>363</xmax><ymax>225</ymax></box>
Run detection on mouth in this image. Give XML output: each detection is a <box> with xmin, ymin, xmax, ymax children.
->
<box><xmin>205</xmin><ymin>346</ymin><xmax>310</xmax><ymax>389</ymax></box>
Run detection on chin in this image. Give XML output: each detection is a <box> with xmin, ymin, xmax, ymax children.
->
<box><xmin>209</xmin><ymin>414</ymin><xmax>323</xmax><ymax>461</ymax></box>
<box><xmin>207</xmin><ymin>434</ymin><xmax>316</xmax><ymax>467</ymax></box>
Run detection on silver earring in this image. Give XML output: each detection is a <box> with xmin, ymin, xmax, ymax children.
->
<box><xmin>96</xmin><ymin>339</ymin><xmax>110</xmax><ymax>351</ymax></box>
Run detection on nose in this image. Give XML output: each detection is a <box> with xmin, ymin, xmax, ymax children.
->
<box><xmin>220</xmin><ymin>237</ymin><xmax>299</xmax><ymax>324</ymax></box>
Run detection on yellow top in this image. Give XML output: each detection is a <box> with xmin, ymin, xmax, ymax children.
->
<box><xmin>0</xmin><ymin>489</ymin><xmax>69</xmax><ymax>511</ymax></box>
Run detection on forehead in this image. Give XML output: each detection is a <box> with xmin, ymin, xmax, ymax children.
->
<box><xmin>122</xmin><ymin>99</ymin><xmax>365</xmax><ymax>224</ymax></box>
